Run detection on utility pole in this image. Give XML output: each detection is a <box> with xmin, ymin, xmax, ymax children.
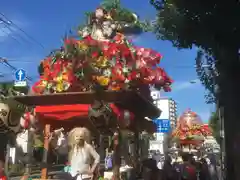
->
<box><xmin>218</xmin><ymin>102</ymin><xmax>225</xmax><ymax>180</ymax></box>
<box><xmin>214</xmin><ymin>73</ymin><xmax>225</xmax><ymax>180</ymax></box>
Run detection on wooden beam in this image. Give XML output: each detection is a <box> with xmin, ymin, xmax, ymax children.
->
<box><xmin>41</xmin><ymin>124</ymin><xmax>50</xmax><ymax>179</ymax></box>
<box><xmin>12</xmin><ymin>90</ymin><xmax>134</xmax><ymax>106</ymax></box>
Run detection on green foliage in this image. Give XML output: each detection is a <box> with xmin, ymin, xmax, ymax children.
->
<box><xmin>150</xmin><ymin>0</ymin><xmax>240</xmax><ymax>50</ymax></box>
<box><xmin>0</xmin><ymin>82</ymin><xmax>29</xmax><ymax>113</ymax></box>
<box><xmin>208</xmin><ymin>111</ymin><xmax>220</xmax><ymax>143</ymax></box>
<box><xmin>150</xmin><ymin>0</ymin><xmax>240</xmax><ymax>103</ymax></box>
<box><xmin>101</xmin><ymin>0</ymin><xmax>121</xmax><ymax>10</ymax></box>
<box><xmin>0</xmin><ymin>82</ymin><xmax>29</xmax><ymax>96</ymax></box>
<box><xmin>78</xmin><ymin>0</ymin><xmax>153</xmax><ymax>34</ymax></box>
<box><xmin>101</xmin><ymin>0</ymin><xmax>137</xmax><ymax>23</ymax></box>
<box><xmin>195</xmin><ymin>50</ymin><xmax>217</xmax><ymax>104</ymax></box>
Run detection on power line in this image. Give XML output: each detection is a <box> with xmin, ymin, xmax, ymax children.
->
<box><xmin>2</xmin><ymin>57</ymin><xmax>39</xmax><ymax>63</ymax></box>
<box><xmin>163</xmin><ymin>65</ymin><xmax>211</xmax><ymax>69</ymax></box>
<box><xmin>0</xmin><ymin>57</ymin><xmax>33</xmax><ymax>82</ymax></box>
<box><xmin>0</xmin><ymin>17</ymin><xmax>43</xmax><ymax>49</ymax></box>
<box><xmin>0</xmin><ymin>13</ymin><xmax>45</xmax><ymax>49</ymax></box>
<box><xmin>0</xmin><ymin>22</ymin><xmax>23</xmax><ymax>44</ymax></box>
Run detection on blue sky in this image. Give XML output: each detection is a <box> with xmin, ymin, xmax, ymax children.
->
<box><xmin>0</xmin><ymin>0</ymin><xmax>214</xmax><ymax>122</ymax></box>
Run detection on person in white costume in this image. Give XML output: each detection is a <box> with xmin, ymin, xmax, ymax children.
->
<box><xmin>68</xmin><ymin>127</ymin><xmax>100</xmax><ymax>180</ymax></box>
<box><xmin>157</xmin><ymin>160</ymin><xmax>163</xmax><ymax>169</ymax></box>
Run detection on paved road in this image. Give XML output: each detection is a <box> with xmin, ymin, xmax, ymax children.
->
<box><xmin>9</xmin><ymin>163</ymin><xmax>106</xmax><ymax>180</ymax></box>
<box><xmin>9</xmin><ymin>171</ymin><xmax>62</xmax><ymax>180</ymax></box>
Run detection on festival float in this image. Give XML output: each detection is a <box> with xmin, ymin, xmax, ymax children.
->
<box><xmin>172</xmin><ymin>109</ymin><xmax>211</xmax><ymax>152</ymax></box>
<box><xmin>5</xmin><ymin>1</ymin><xmax>173</xmax><ymax>179</ymax></box>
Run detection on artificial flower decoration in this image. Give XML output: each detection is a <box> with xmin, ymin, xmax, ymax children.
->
<box><xmin>33</xmin><ymin>2</ymin><xmax>173</xmax><ymax>95</ymax></box>
<box><xmin>95</xmin><ymin>76</ymin><xmax>110</xmax><ymax>86</ymax></box>
<box><xmin>172</xmin><ymin>109</ymin><xmax>212</xmax><ymax>144</ymax></box>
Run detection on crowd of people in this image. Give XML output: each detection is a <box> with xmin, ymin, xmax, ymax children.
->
<box><xmin>141</xmin><ymin>152</ymin><xmax>220</xmax><ymax>180</ymax></box>
<box><xmin>2</xmin><ymin>123</ymin><xmax>222</xmax><ymax>180</ymax></box>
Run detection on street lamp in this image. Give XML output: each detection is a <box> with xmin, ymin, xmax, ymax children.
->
<box><xmin>189</xmin><ymin>79</ymin><xmax>199</xmax><ymax>84</ymax></box>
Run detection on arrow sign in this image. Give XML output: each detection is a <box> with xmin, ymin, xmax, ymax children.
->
<box><xmin>15</xmin><ymin>69</ymin><xmax>26</xmax><ymax>81</ymax></box>
<box><xmin>14</xmin><ymin>69</ymin><xmax>27</xmax><ymax>87</ymax></box>
<box><xmin>18</xmin><ymin>70</ymin><xmax>23</xmax><ymax>81</ymax></box>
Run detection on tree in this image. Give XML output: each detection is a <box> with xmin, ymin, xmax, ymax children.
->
<box><xmin>0</xmin><ymin>82</ymin><xmax>29</xmax><ymax>113</ymax></box>
<box><xmin>195</xmin><ymin>51</ymin><xmax>217</xmax><ymax>104</ymax></box>
<box><xmin>208</xmin><ymin>111</ymin><xmax>220</xmax><ymax>143</ymax></box>
<box><xmin>0</xmin><ymin>82</ymin><xmax>29</xmax><ymax>160</ymax></box>
<box><xmin>150</xmin><ymin>0</ymin><xmax>240</xmax><ymax>179</ymax></box>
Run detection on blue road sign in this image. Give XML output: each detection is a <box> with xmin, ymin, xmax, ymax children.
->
<box><xmin>15</xmin><ymin>69</ymin><xmax>26</xmax><ymax>81</ymax></box>
<box><xmin>153</xmin><ymin>119</ymin><xmax>171</xmax><ymax>133</ymax></box>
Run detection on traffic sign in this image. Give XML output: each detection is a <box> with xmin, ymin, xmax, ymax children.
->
<box><xmin>153</xmin><ymin>119</ymin><xmax>171</xmax><ymax>133</ymax></box>
<box><xmin>15</xmin><ymin>69</ymin><xmax>26</xmax><ymax>81</ymax></box>
<box><xmin>14</xmin><ymin>69</ymin><xmax>27</xmax><ymax>87</ymax></box>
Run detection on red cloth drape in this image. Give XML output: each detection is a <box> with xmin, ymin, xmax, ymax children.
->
<box><xmin>35</xmin><ymin>104</ymin><xmax>156</xmax><ymax>133</ymax></box>
<box><xmin>35</xmin><ymin>104</ymin><xmax>125</xmax><ymax>121</ymax></box>
<box><xmin>35</xmin><ymin>104</ymin><xmax>90</xmax><ymax>120</ymax></box>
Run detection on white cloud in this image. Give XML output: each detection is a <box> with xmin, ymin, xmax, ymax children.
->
<box><xmin>173</xmin><ymin>79</ymin><xmax>201</xmax><ymax>91</ymax></box>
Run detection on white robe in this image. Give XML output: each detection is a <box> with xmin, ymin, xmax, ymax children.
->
<box><xmin>70</xmin><ymin>143</ymin><xmax>100</xmax><ymax>180</ymax></box>
<box><xmin>16</xmin><ymin>130</ymin><xmax>29</xmax><ymax>153</ymax></box>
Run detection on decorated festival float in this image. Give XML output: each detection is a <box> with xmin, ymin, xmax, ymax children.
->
<box><xmin>171</xmin><ymin>109</ymin><xmax>212</xmax><ymax>153</ymax></box>
<box><xmin>2</xmin><ymin>1</ymin><xmax>173</xmax><ymax>180</ymax></box>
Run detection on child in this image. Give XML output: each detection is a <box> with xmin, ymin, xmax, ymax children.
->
<box><xmin>0</xmin><ymin>160</ymin><xmax>6</xmax><ymax>180</ymax></box>
<box><xmin>105</xmin><ymin>150</ymin><xmax>113</xmax><ymax>171</ymax></box>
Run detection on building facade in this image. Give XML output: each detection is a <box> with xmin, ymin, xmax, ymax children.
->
<box><xmin>153</xmin><ymin>98</ymin><xmax>177</xmax><ymax>129</ymax></box>
<box><xmin>149</xmin><ymin>88</ymin><xmax>178</xmax><ymax>155</ymax></box>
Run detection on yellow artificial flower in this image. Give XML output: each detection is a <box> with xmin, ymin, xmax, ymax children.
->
<box><xmin>94</xmin><ymin>56</ymin><xmax>108</xmax><ymax>68</ymax></box>
<box><xmin>53</xmin><ymin>75</ymin><xmax>64</xmax><ymax>92</ymax></box>
<box><xmin>96</xmin><ymin>76</ymin><xmax>110</xmax><ymax>86</ymax></box>
<box><xmin>40</xmin><ymin>80</ymin><xmax>48</xmax><ymax>87</ymax></box>
<box><xmin>55</xmin><ymin>74</ymin><xmax>67</xmax><ymax>82</ymax></box>
<box><xmin>56</xmin><ymin>76</ymin><xmax>63</xmax><ymax>82</ymax></box>
<box><xmin>78</xmin><ymin>41</ymin><xmax>88</xmax><ymax>51</ymax></box>
<box><xmin>56</xmin><ymin>83</ymin><xmax>64</xmax><ymax>92</ymax></box>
